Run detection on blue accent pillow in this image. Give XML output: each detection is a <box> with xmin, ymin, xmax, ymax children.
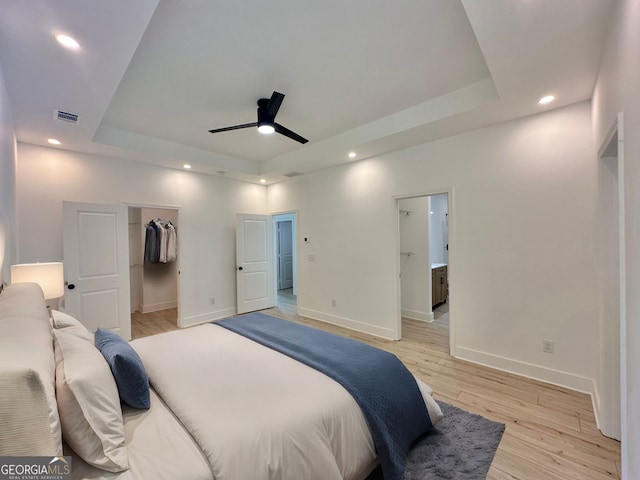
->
<box><xmin>94</xmin><ymin>328</ymin><xmax>150</xmax><ymax>409</ymax></box>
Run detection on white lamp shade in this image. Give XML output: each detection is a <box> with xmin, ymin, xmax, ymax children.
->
<box><xmin>11</xmin><ymin>262</ymin><xmax>65</xmax><ymax>300</ymax></box>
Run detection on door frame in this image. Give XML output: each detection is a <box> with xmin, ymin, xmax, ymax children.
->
<box><xmin>125</xmin><ymin>202</ymin><xmax>183</xmax><ymax>327</ymax></box>
<box><xmin>272</xmin><ymin>210</ymin><xmax>298</xmax><ymax>297</ymax></box>
<box><xmin>392</xmin><ymin>189</ymin><xmax>454</xmax><ymax>354</ymax></box>
<box><xmin>596</xmin><ymin>112</ymin><xmax>625</xmax><ymax>445</ymax></box>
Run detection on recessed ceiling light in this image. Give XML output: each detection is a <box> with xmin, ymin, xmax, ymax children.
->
<box><xmin>260</xmin><ymin>179</ymin><xmax>266</xmax><ymax>183</ymax></box>
<box><xmin>538</xmin><ymin>95</ymin><xmax>555</xmax><ymax>105</ymax></box>
<box><xmin>55</xmin><ymin>34</ymin><xmax>80</xmax><ymax>51</ymax></box>
<box><xmin>348</xmin><ymin>151</ymin><xmax>357</xmax><ymax>159</ymax></box>
<box><xmin>183</xmin><ymin>164</ymin><xmax>191</xmax><ymax>169</ymax></box>
<box><xmin>47</xmin><ymin>138</ymin><xmax>61</xmax><ymax>145</ymax></box>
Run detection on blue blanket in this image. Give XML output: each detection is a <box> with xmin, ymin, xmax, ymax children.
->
<box><xmin>216</xmin><ymin>313</ymin><xmax>433</xmax><ymax>480</ymax></box>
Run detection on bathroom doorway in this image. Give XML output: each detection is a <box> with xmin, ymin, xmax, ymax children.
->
<box><xmin>395</xmin><ymin>191</ymin><xmax>451</xmax><ymax>352</ymax></box>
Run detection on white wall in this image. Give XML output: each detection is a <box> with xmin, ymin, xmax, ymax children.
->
<box><xmin>15</xmin><ymin>143</ymin><xmax>267</xmax><ymax>326</ymax></box>
<box><xmin>268</xmin><ymin>101</ymin><xmax>600</xmax><ymax>393</ymax></box>
<box><xmin>0</xmin><ymin>61</ymin><xmax>16</xmax><ymax>285</ymax></box>
<box><xmin>592</xmin><ymin>0</ymin><xmax>640</xmax><ymax>475</ymax></box>
<box><xmin>399</xmin><ymin>197</ymin><xmax>431</xmax><ymax>322</ymax></box>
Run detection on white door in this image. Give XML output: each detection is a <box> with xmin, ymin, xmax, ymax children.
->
<box><xmin>62</xmin><ymin>202</ymin><xmax>131</xmax><ymax>340</ymax></box>
<box><xmin>277</xmin><ymin>220</ymin><xmax>294</xmax><ymax>290</ymax></box>
<box><xmin>236</xmin><ymin>214</ymin><xmax>275</xmax><ymax>314</ymax></box>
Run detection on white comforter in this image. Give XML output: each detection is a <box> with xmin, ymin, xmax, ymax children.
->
<box><xmin>68</xmin><ymin>389</ymin><xmax>213</xmax><ymax>480</ymax></box>
<box><xmin>131</xmin><ymin>324</ymin><xmax>379</xmax><ymax>480</ymax></box>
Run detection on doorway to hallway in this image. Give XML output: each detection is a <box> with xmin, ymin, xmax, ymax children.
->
<box><xmin>273</xmin><ymin>212</ymin><xmax>298</xmax><ymax>314</ymax></box>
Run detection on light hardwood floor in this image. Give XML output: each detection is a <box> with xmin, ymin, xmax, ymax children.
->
<box><xmin>131</xmin><ymin>299</ymin><xmax>621</xmax><ymax>480</ymax></box>
<box><xmin>131</xmin><ymin>308</ymin><xmax>179</xmax><ymax>339</ymax></box>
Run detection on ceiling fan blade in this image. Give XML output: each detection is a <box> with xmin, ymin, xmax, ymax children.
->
<box><xmin>274</xmin><ymin>123</ymin><xmax>308</xmax><ymax>144</ymax></box>
<box><xmin>208</xmin><ymin>122</ymin><xmax>257</xmax><ymax>134</ymax></box>
<box><xmin>264</xmin><ymin>91</ymin><xmax>285</xmax><ymax>121</ymax></box>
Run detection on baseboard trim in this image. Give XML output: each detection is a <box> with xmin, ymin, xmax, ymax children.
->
<box><xmin>298</xmin><ymin>307</ymin><xmax>396</xmax><ymax>340</ymax></box>
<box><xmin>457</xmin><ymin>346</ymin><xmax>622</xmax><ymax>440</ymax></box>
<box><xmin>455</xmin><ymin>346</ymin><xmax>595</xmax><ymax>395</ymax></box>
<box><xmin>181</xmin><ymin>307</ymin><xmax>236</xmax><ymax>328</ymax></box>
<box><xmin>141</xmin><ymin>300</ymin><xmax>177</xmax><ymax>314</ymax></box>
<box><xmin>401</xmin><ymin>309</ymin><xmax>434</xmax><ymax>323</ymax></box>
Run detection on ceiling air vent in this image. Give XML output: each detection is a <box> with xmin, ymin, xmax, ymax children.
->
<box><xmin>54</xmin><ymin>110</ymin><xmax>79</xmax><ymax>124</ymax></box>
<box><xmin>283</xmin><ymin>171</ymin><xmax>303</xmax><ymax>178</ymax></box>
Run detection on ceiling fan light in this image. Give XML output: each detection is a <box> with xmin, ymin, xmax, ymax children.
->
<box><xmin>56</xmin><ymin>34</ymin><xmax>80</xmax><ymax>50</ymax></box>
<box><xmin>538</xmin><ymin>95</ymin><xmax>555</xmax><ymax>105</ymax></box>
<box><xmin>258</xmin><ymin>124</ymin><xmax>275</xmax><ymax>135</ymax></box>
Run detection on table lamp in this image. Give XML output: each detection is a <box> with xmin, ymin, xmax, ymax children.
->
<box><xmin>10</xmin><ymin>262</ymin><xmax>65</xmax><ymax>308</ymax></box>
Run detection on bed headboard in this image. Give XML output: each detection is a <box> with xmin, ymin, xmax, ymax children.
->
<box><xmin>0</xmin><ymin>283</ymin><xmax>61</xmax><ymax>455</ymax></box>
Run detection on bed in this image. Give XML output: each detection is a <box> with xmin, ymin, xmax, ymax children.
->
<box><xmin>0</xmin><ymin>283</ymin><xmax>442</xmax><ymax>480</ymax></box>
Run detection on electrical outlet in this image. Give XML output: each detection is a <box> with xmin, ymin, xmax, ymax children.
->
<box><xmin>331</xmin><ymin>299</ymin><xmax>336</xmax><ymax>308</ymax></box>
<box><xmin>210</xmin><ymin>297</ymin><xmax>216</xmax><ymax>305</ymax></box>
<box><xmin>543</xmin><ymin>339</ymin><xmax>554</xmax><ymax>354</ymax></box>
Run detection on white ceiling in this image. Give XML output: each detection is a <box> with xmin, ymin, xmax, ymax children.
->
<box><xmin>0</xmin><ymin>0</ymin><xmax>614</xmax><ymax>184</ymax></box>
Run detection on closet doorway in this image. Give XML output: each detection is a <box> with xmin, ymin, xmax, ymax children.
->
<box><xmin>396</xmin><ymin>192</ymin><xmax>451</xmax><ymax>351</ymax></box>
<box><xmin>273</xmin><ymin>212</ymin><xmax>298</xmax><ymax>314</ymax></box>
<box><xmin>128</xmin><ymin>206</ymin><xmax>181</xmax><ymax>329</ymax></box>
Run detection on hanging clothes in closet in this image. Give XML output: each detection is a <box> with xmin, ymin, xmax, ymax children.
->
<box><xmin>144</xmin><ymin>219</ymin><xmax>177</xmax><ymax>264</ymax></box>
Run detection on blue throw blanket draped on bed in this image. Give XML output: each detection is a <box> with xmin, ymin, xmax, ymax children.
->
<box><xmin>216</xmin><ymin>313</ymin><xmax>433</xmax><ymax>480</ymax></box>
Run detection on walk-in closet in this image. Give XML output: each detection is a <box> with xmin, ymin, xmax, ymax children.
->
<box><xmin>128</xmin><ymin>206</ymin><xmax>179</xmax><ymax>316</ymax></box>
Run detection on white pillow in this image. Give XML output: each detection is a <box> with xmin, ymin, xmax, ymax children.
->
<box><xmin>53</xmin><ymin>329</ymin><xmax>129</xmax><ymax>472</ymax></box>
<box><xmin>51</xmin><ymin>310</ymin><xmax>93</xmax><ymax>342</ymax></box>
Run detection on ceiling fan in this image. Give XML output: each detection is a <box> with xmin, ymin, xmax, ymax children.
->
<box><xmin>208</xmin><ymin>91</ymin><xmax>308</xmax><ymax>144</ymax></box>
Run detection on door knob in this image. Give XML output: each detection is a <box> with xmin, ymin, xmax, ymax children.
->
<box><xmin>67</xmin><ymin>283</ymin><xmax>76</xmax><ymax>290</ymax></box>
<box><xmin>238</xmin><ymin>266</ymin><xmax>243</xmax><ymax>271</ymax></box>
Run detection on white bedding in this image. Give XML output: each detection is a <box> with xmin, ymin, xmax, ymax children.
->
<box><xmin>68</xmin><ymin>389</ymin><xmax>213</xmax><ymax>480</ymax></box>
<box><xmin>131</xmin><ymin>324</ymin><xmax>379</xmax><ymax>480</ymax></box>
<box><xmin>1</xmin><ymin>284</ymin><xmax>441</xmax><ymax>480</ymax></box>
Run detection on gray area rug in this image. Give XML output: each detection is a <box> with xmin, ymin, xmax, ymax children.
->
<box><xmin>367</xmin><ymin>401</ymin><xmax>505</xmax><ymax>480</ymax></box>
